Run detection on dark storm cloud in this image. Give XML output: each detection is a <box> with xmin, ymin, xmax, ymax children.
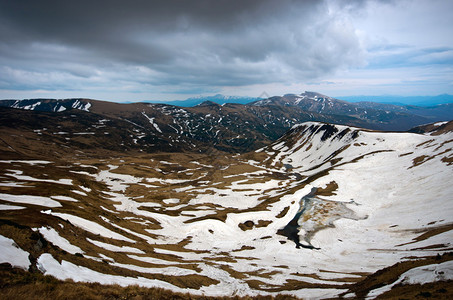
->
<box><xmin>0</xmin><ymin>0</ymin><xmax>365</xmax><ymax>94</ymax></box>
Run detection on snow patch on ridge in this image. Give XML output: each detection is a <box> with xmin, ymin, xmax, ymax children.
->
<box><xmin>72</xmin><ymin>100</ymin><xmax>91</xmax><ymax>112</ymax></box>
<box><xmin>142</xmin><ymin>111</ymin><xmax>162</xmax><ymax>133</ymax></box>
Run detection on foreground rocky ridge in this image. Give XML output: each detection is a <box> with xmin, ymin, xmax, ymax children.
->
<box><xmin>0</xmin><ymin>119</ymin><xmax>452</xmax><ymax>298</ymax></box>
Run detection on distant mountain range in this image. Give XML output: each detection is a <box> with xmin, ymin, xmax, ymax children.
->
<box><xmin>157</xmin><ymin>93</ymin><xmax>453</xmax><ymax>107</ymax></box>
<box><xmin>338</xmin><ymin>94</ymin><xmax>453</xmax><ymax>106</ymax></box>
<box><xmin>1</xmin><ymin>91</ymin><xmax>452</xmax><ymax>155</ymax></box>
<box><xmin>250</xmin><ymin>92</ymin><xmax>453</xmax><ymax>131</ymax></box>
<box><xmin>0</xmin><ymin>97</ymin><xmax>368</xmax><ymax>156</ymax></box>
<box><xmin>161</xmin><ymin>94</ymin><xmax>262</xmax><ymax>107</ymax></box>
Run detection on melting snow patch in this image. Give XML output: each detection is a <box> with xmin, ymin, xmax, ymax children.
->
<box><xmin>51</xmin><ymin>195</ymin><xmax>78</xmax><ymax>202</ymax></box>
<box><xmin>163</xmin><ymin>198</ymin><xmax>180</xmax><ymax>204</ymax></box>
<box><xmin>82</xmin><ymin>102</ymin><xmax>92</xmax><ymax>111</ymax></box>
<box><xmin>367</xmin><ymin>260</ymin><xmax>453</xmax><ymax>298</ymax></box>
<box><xmin>71</xmin><ymin>190</ymin><xmax>88</xmax><ymax>196</ymax></box>
<box><xmin>86</xmin><ymin>238</ymin><xmax>144</xmax><ymax>254</ymax></box>
<box><xmin>36</xmin><ymin>253</ymin><xmax>184</xmax><ymax>291</ymax></box>
<box><xmin>0</xmin><ymin>235</ymin><xmax>30</xmax><ymax>269</ymax></box>
<box><xmin>434</xmin><ymin>121</ymin><xmax>448</xmax><ymax>126</ymax></box>
<box><xmin>0</xmin><ymin>160</ymin><xmax>51</xmax><ymax>165</ymax></box>
<box><xmin>142</xmin><ymin>112</ymin><xmax>162</xmax><ymax>133</ymax></box>
<box><xmin>0</xmin><ymin>182</ymin><xmax>30</xmax><ymax>187</ymax></box>
<box><xmin>38</xmin><ymin>227</ymin><xmax>84</xmax><ymax>254</ymax></box>
<box><xmin>80</xmin><ymin>186</ymin><xmax>92</xmax><ymax>193</ymax></box>
<box><xmin>0</xmin><ymin>204</ymin><xmax>25</xmax><ymax>210</ymax></box>
<box><xmin>128</xmin><ymin>254</ymin><xmax>183</xmax><ymax>265</ymax></box>
<box><xmin>111</xmin><ymin>262</ymin><xmax>197</xmax><ymax>276</ymax></box>
<box><xmin>42</xmin><ymin>211</ymin><xmax>135</xmax><ymax>243</ymax></box>
<box><xmin>6</xmin><ymin>170</ymin><xmax>72</xmax><ymax>185</ymax></box>
<box><xmin>71</xmin><ymin>100</ymin><xmax>91</xmax><ymax>112</ymax></box>
<box><xmin>22</xmin><ymin>101</ymin><xmax>41</xmax><ymax>110</ymax></box>
<box><xmin>96</xmin><ymin>165</ymin><xmax>142</xmax><ymax>192</ymax></box>
<box><xmin>0</xmin><ymin>193</ymin><xmax>61</xmax><ymax>207</ymax></box>
<box><xmin>397</xmin><ymin>260</ymin><xmax>453</xmax><ymax>284</ymax></box>
<box><xmin>99</xmin><ymin>253</ymin><xmax>115</xmax><ymax>262</ymax></box>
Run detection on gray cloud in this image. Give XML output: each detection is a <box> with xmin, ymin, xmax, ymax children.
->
<box><xmin>0</xmin><ymin>0</ymin><xmax>367</xmax><ymax>96</ymax></box>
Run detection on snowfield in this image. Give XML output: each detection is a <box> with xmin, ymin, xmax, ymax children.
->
<box><xmin>0</xmin><ymin>121</ymin><xmax>452</xmax><ymax>298</ymax></box>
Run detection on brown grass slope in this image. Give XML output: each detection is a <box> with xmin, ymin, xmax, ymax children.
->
<box><xmin>0</xmin><ymin>263</ymin><xmax>300</xmax><ymax>300</ymax></box>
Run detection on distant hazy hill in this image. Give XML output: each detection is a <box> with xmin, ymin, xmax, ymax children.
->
<box><xmin>162</xmin><ymin>94</ymin><xmax>262</xmax><ymax>107</ymax></box>
<box><xmin>339</xmin><ymin>94</ymin><xmax>453</xmax><ymax>106</ymax></box>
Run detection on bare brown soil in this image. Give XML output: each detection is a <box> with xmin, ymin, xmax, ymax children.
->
<box><xmin>315</xmin><ymin>181</ymin><xmax>338</xmax><ymax>196</ymax></box>
<box><xmin>396</xmin><ymin>223</ymin><xmax>453</xmax><ymax>247</ymax></box>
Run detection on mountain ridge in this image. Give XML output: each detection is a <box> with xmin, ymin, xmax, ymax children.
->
<box><xmin>0</xmin><ymin>96</ymin><xmax>373</xmax><ymax>155</ymax></box>
<box><xmin>250</xmin><ymin>91</ymin><xmax>452</xmax><ymax>130</ymax></box>
<box><xmin>2</xmin><ymin>91</ymin><xmax>452</xmax><ymax>135</ymax></box>
<box><xmin>1</xmin><ymin>92</ymin><xmax>452</xmax><ymax>157</ymax></box>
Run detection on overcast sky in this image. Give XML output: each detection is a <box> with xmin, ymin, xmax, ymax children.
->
<box><xmin>0</xmin><ymin>0</ymin><xmax>452</xmax><ymax>102</ymax></box>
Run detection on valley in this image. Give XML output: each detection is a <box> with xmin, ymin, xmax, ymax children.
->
<box><xmin>1</xmin><ymin>102</ymin><xmax>452</xmax><ymax>298</ymax></box>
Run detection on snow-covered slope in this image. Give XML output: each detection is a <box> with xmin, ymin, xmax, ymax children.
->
<box><xmin>0</xmin><ymin>121</ymin><xmax>452</xmax><ymax>298</ymax></box>
<box><xmin>258</xmin><ymin>121</ymin><xmax>453</xmax><ymax>297</ymax></box>
<box><xmin>0</xmin><ymin>98</ymin><xmax>92</xmax><ymax>112</ymax></box>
